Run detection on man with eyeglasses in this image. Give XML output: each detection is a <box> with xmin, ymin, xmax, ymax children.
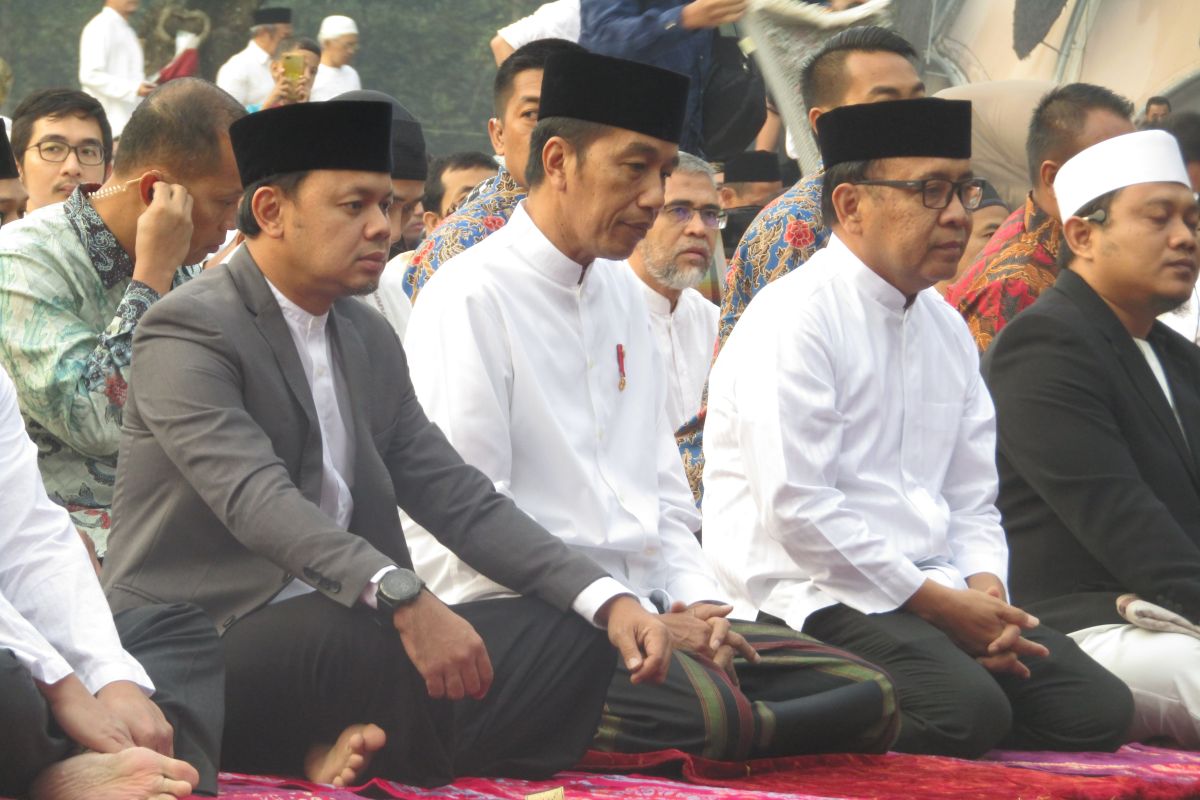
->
<box><xmin>10</xmin><ymin>89</ymin><xmax>112</xmax><ymax>214</ymax></box>
<box><xmin>404</xmin><ymin>49</ymin><xmax>900</xmax><ymax>762</ymax></box>
<box><xmin>627</xmin><ymin>151</ymin><xmax>721</xmax><ymax>431</ymax></box>
<box><xmin>702</xmin><ymin>97</ymin><xmax>1133</xmax><ymax>758</ymax></box>
<box><xmin>0</xmin><ymin>79</ymin><xmax>245</xmax><ymax>557</ymax></box>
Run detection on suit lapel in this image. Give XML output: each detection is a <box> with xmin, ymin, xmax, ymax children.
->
<box><xmin>1153</xmin><ymin>329</ymin><xmax>1200</xmax><ymax>490</ymax></box>
<box><xmin>226</xmin><ymin>249</ymin><xmax>324</xmax><ymax>498</ymax></box>
<box><xmin>1058</xmin><ymin>270</ymin><xmax>1199</xmax><ymax>485</ymax></box>
<box><xmin>327</xmin><ymin>304</ymin><xmax>373</xmax><ymax>489</ymax></box>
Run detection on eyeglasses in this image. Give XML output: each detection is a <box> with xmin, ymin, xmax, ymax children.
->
<box><xmin>27</xmin><ymin>140</ymin><xmax>106</xmax><ymax>167</ymax></box>
<box><xmin>661</xmin><ymin>204</ymin><xmax>728</xmax><ymax>230</ymax></box>
<box><xmin>852</xmin><ymin>177</ymin><xmax>985</xmax><ymax>210</ymax></box>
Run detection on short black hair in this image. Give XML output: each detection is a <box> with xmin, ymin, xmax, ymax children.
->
<box><xmin>1056</xmin><ymin>187</ymin><xmax>1118</xmax><ymax>271</ymax></box>
<box><xmin>493</xmin><ymin>38</ymin><xmax>586</xmax><ymax>118</ymax></box>
<box><xmin>820</xmin><ymin>158</ymin><xmax>872</xmax><ymax>224</ymax></box>
<box><xmin>272</xmin><ymin>35</ymin><xmax>320</xmax><ymax>60</ymax></box>
<box><xmin>114</xmin><ymin>78</ymin><xmax>246</xmax><ymax>180</ymax></box>
<box><xmin>524</xmin><ymin>116</ymin><xmax>609</xmax><ymax>187</ymax></box>
<box><xmin>799</xmin><ymin>26</ymin><xmax>917</xmax><ymax>110</ymax></box>
<box><xmin>236</xmin><ymin>171</ymin><xmax>309</xmax><ymax>237</ymax></box>
<box><xmin>1151</xmin><ymin>111</ymin><xmax>1200</xmax><ymax>165</ymax></box>
<box><xmin>1146</xmin><ymin>96</ymin><xmax>1172</xmax><ymax>112</ymax></box>
<box><xmin>11</xmin><ymin>88</ymin><xmax>113</xmax><ymax>166</ymax></box>
<box><xmin>423</xmin><ymin>151</ymin><xmax>497</xmax><ymax>215</ymax></box>
<box><xmin>1025</xmin><ymin>83</ymin><xmax>1134</xmax><ymax>187</ymax></box>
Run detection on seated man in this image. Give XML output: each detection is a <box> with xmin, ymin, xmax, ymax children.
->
<box><xmin>627</xmin><ymin>151</ymin><xmax>720</xmax><ymax>431</ymax></box>
<box><xmin>0</xmin><ymin>79</ymin><xmax>245</xmax><ymax>555</ymax></box>
<box><xmin>405</xmin><ymin>38</ymin><xmax>585</xmax><ymax>301</ymax></box>
<box><xmin>11</xmin><ymin>89</ymin><xmax>111</xmax><ymax>214</ymax></box>
<box><xmin>0</xmin><ymin>361</ymin><xmax>222</xmax><ymax>800</ymax></box>
<box><xmin>101</xmin><ymin>99</ymin><xmax>669</xmax><ymax>788</ymax></box>
<box><xmin>946</xmin><ymin>83</ymin><xmax>1134</xmax><ymax>351</ymax></box>
<box><xmin>405</xmin><ymin>50</ymin><xmax>899</xmax><ymax>761</ymax></box>
<box><xmin>717</xmin><ymin>149</ymin><xmax>783</xmax><ymax>261</ymax></box>
<box><xmin>983</xmin><ymin>130</ymin><xmax>1200</xmax><ymax>747</ymax></box>
<box><xmin>702</xmin><ymin>97</ymin><xmax>1133</xmax><ymax>758</ymax></box>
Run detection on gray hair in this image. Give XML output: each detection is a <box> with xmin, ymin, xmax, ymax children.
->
<box><xmin>675</xmin><ymin>151</ymin><xmax>717</xmax><ymax>183</ymax></box>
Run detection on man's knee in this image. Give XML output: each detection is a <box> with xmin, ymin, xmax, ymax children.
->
<box><xmin>896</xmin><ymin>657</ymin><xmax>1014</xmax><ymax>758</ymax></box>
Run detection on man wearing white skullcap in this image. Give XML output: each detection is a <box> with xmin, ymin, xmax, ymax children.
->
<box><xmin>310</xmin><ymin>15</ymin><xmax>362</xmax><ymax>101</ymax></box>
<box><xmin>984</xmin><ymin>129</ymin><xmax>1200</xmax><ymax>747</ymax></box>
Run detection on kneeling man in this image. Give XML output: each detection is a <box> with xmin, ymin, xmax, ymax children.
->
<box><xmin>101</xmin><ymin>99</ymin><xmax>669</xmax><ymax>787</ymax></box>
<box><xmin>702</xmin><ymin>98</ymin><xmax>1133</xmax><ymax>758</ymax></box>
<box><xmin>405</xmin><ymin>51</ymin><xmax>900</xmax><ymax>761</ymax></box>
<box><xmin>984</xmin><ymin>129</ymin><xmax>1200</xmax><ymax>747</ymax></box>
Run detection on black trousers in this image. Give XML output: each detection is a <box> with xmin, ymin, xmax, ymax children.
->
<box><xmin>220</xmin><ymin>593</ymin><xmax>615</xmax><ymax>787</ymax></box>
<box><xmin>0</xmin><ymin>603</ymin><xmax>224</xmax><ymax>797</ymax></box>
<box><xmin>802</xmin><ymin>604</ymin><xmax>1134</xmax><ymax>758</ymax></box>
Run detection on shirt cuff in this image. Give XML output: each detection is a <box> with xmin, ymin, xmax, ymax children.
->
<box><xmin>358</xmin><ymin>565</ymin><xmax>398</xmax><ymax>609</ymax></box>
<box><xmin>76</xmin><ymin>659</ymin><xmax>155</xmax><ymax>697</ymax></box>
<box><xmin>667</xmin><ymin>574</ymin><xmax>729</xmax><ymax>608</ymax></box>
<box><xmin>571</xmin><ymin>576</ymin><xmax>635</xmax><ymax>628</ymax></box>
<box><xmin>954</xmin><ymin>554</ymin><xmax>1009</xmax><ymax>591</ymax></box>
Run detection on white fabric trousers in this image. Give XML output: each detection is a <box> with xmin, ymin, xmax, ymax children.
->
<box><xmin>1069</xmin><ymin>622</ymin><xmax>1200</xmax><ymax>747</ymax></box>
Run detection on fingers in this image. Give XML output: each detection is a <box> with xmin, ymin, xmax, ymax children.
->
<box><xmin>713</xmin><ymin>645</ymin><xmax>739</xmax><ymax>685</ymax></box>
<box><xmin>668</xmin><ymin>600</ymin><xmax>688</xmax><ymax>614</ymax></box>
<box><xmin>443</xmin><ymin>671</ymin><xmax>466</xmax><ymax>702</ymax></box>
<box><xmin>996</xmin><ymin>602</ymin><xmax>1039</xmax><ymax>630</ymax></box>
<box><xmin>688</xmin><ymin>602</ymin><xmax>734</xmax><ymax>621</ymax></box>
<box><xmin>629</xmin><ymin>622</ymin><xmax>672</xmax><ymax>685</ymax></box>
<box><xmin>706</xmin><ymin>616</ymin><xmax>731</xmax><ymax>652</ymax></box>
<box><xmin>986</xmin><ymin>622</ymin><xmax>1022</xmax><ymax>655</ymax></box>
<box><xmin>424</xmin><ymin>671</ymin><xmax>446</xmax><ymax>700</ymax></box>
<box><xmin>976</xmin><ymin>652</ymin><xmax>1032</xmax><ymax>680</ymax></box>
<box><xmin>1006</xmin><ymin>634</ymin><xmax>1049</xmax><ymax>660</ymax></box>
<box><xmin>724</xmin><ymin>629</ymin><xmax>761</xmax><ymax>664</ymax></box>
<box><xmin>469</xmin><ymin>646</ymin><xmax>494</xmax><ymax>700</ymax></box>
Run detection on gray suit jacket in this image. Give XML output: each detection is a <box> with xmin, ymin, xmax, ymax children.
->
<box><xmin>103</xmin><ymin>248</ymin><xmax>608</xmax><ymax>633</ymax></box>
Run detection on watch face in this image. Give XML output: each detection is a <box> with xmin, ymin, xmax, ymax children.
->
<box><xmin>381</xmin><ymin>569</ymin><xmax>423</xmax><ymax>604</ymax></box>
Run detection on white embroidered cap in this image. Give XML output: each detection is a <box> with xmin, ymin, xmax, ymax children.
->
<box><xmin>1055</xmin><ymin>129</ymin><xmax>1191</xmax><ymax>220</ymax></box>
<box><xmin>317</xmin><ymin>15</ymin><xmax>358</xmax><ymax>41</ymax></box>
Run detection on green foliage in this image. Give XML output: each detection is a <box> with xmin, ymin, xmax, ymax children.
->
<box><xmin>0</xmin><ymin>0</ymin><xmax>542</xmax><ymax>154</ymax></box>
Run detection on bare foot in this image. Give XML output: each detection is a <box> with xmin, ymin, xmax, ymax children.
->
<box><xmin>30</xmin><ymin>747</ymin><xmax>198</xmax><ymax>800</ymax></box>
<box><xmin>304</xmin><ymin>723</ymin><xmax>386</xmax><ymax>787</ymax></box>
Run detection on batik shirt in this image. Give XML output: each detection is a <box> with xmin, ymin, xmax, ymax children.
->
<box><xmin>677</xmin><ymin>172</ymin><xmax>829</xmax><ymax>503</ymax></box>
<box><xmin>403</xmin><ymin>167</ymin><xmax>526</xmax><ymax>302</ymax></box>
<box><xmin>945</xmin><ymin>194</ymin><xmax>1062</xmax><ymax>353</ymax></box>
<box><xmin>0</xmin><ymin>186</ymin><xmax>199</xmax><ymax>554</ymax></box>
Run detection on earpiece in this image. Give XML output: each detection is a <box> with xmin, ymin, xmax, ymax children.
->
<box><xmin>1081</xmin><ymin>209</ymin><xmax>1107</xmax><ymax>224</ymax></box>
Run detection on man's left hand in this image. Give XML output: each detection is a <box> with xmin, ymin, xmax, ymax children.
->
<box><xmin>663</xmin><ymin>601</ymin><xmax>760</xmax><ymax>681</ymax></box>
<box><xmin>96</xmin><ymin>680</ymin><xmax>174</xmax><ymax>757</ymax></box>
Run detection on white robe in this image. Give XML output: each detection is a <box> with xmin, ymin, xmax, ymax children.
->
<box><xmin>403</xmin><ymin>203</ymin><xmax>722</xmax><ymax>612</ymax></box>
<box><xmin>702</xmin><ymin>234</ymin><xmax>1009</xmax><ymax>630</ymax></box>
<box><xmin>215</xmin><ymin>41</ymin><xmax>274</xmax><ymax>109</ymax></box>
<box><xmin>636</xmin><ymin>279</ymin><xmax>718</xmax><ymax>431</ymax></box>
<box><xmin>78</xmin><ymin>6</ymin><xmax>145</xmax><ymax>136</ymax></box>
<box><xmin>310</xmin><ymin>63</ymin><xmax>362</xmax><ymax>102</ymax></box>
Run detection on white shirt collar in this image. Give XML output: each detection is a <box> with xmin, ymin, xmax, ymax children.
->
<box><xmin>636</xmin><ymin>273</ymin><xmax>673</xmax><ymax>316</ymax></box>
<box><xmin>828</xmin><ymin>234</ymin><xmax>911</xmax><ymax>314</ymax></box>
<box><xmin>250</xmin><ymin>40</ymin><xmax>272</xmax><ymax>63</ymax></box>
<box><xmin>508</xmin><ymin>202</ymin><xmax>591</xmax><ymax>286</ymax></box>
<box><xmin>266</xmin><ymin>279</ymin><xmax>329</xmax><ymax>335</ymax></box>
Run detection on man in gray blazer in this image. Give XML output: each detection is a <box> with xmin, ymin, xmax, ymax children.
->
<box><xmin>101</xmin><ymin>99</ymin><xmax>670</xmax><ymax>788</ymax></box>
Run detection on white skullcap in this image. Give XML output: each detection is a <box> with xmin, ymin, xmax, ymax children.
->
<box><xmin>1055</xmin><ymin>130</ymin><xmax>1190</xmax><ymax>220</ymax></box>
<box><xmin>318</xmin><ymin>15</ymin><xmax>358</xmax><ymax>41</ymax></box>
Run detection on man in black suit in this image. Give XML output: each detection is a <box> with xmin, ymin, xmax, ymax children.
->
<box><xmin>101</xmin><ymin>99</ymin><xmax>671</xmax><ymax>787</ymax></box>
<box><xmin>983</xmin><ymin>128</ymin><xmax>1200</xmax><ymax>747</ymax></box>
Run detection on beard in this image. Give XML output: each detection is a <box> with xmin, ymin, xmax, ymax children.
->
<box><xmin>640</xmin><ymin>240</ymin><xmax>709</xmax><ymax>292</ymax></box>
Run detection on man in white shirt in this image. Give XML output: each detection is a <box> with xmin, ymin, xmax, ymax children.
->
<box><xmin>101</xmin><ymin>99</ymin><xmax>670</xmax><ymax>788</ymax></box>
<box><xmin>983</xmin><ymin>130</ymin><xmax>1200</xmax><ymax>747</ymax></box>
<box><xmin>703</xmin><ymin>97</ymin><xmax>1134</xmax><ymax>758</ymax></box>
<box><xmin>626</xmin><ymin>150</ymin><xmax>719</xmax><ymax>431</ymax></box>
<box><xmin>215</xmin><ymin>7</ymin><xmax>293</xmax><ymax>109</ymax></box>
<box><xmin>406</xmin><ymin>50</ymin><xmax>900</xmax><ymax>761</ymax></box>
<box><xmin>490</xmin><ymin>0</ymin><xmax>581</xmax><ymax>65</ymax></box>
<box><xmin>79</xmin><ymin>0</ymin><xmax>153</xmax><ymax>138</ymax></box>
<box><xmin>0</xmin><ymin>360</ymin><xmax>223</xmax><ymax>799</ymax></box>
<box><xmin>310</xmin><ymin>15</ymin><xmax>362</xmax><ymax>102</ymax></box>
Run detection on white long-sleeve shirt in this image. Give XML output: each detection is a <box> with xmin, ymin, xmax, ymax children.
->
<box><xmin>702</xmin><ymin>234</ymin><xmax>1009</xmax><ymax>630</ymax></box>
<box><xmin>636</xmin><ymin>279</ymin><xmax>718</xmax><ymax>431</ymax></box>
<box><xmin>497</xmin><ymin>0</ymin><xmax>581</xmax><ymax>47</ymax></box>
<box><xmin>310</xmin><ymin>64</ymin><xmax>361</xmax><ymax>102</ymax></box>
<box><xmin>79</xmin><ymin>6</ymin><xmax>145</xmax><ymax>137</ymax></box>
<box><xmin>0</xmin><ymin>363</ymin><xmax>152</xmax><ymax>694</ymax></box>
<box><xmin>404</xmin><ymin>203</ymin><xmax>722</xmax><ymax>613</ymax></box>
<box><xmin>215</xmin><ymin>40</ymin><xmax>274</xmax><ymax>109</ymax></box>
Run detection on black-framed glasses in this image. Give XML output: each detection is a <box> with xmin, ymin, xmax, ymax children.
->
<box><xmin>853</xmin><ymin>177</ymin><xmax>985</xmax><ymax>210</ymax></box>
<box><xmin>661</xmin><ymin>204</ymin><xmax>728</xmax><ymax>230</ymax></box>
<box><xmin>27</xmin><ymin>140</ymin><xmax>106</xmax><ymax>167</ymax></box>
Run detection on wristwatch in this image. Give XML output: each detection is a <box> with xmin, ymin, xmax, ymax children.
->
<box><xmin>375</xmin><ymin>568</ymin><xmax>425</xmax><ymax>624</ymax></box>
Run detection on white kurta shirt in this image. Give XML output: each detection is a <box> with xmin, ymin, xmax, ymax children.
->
<box><xmin>497</xmin><ymin>0</ymin><xmax>581</xmax><ymax>47</ymax></box>
<box><xmin>403</xmin><ymin>203</ymin><xmax>722</xmax><ymax>613</ymax></box>
<box><xmin>702</xmin><ymin>234</ymin><xmax>1009</xmax><ymax>630</ymax></box>
<box><xmin>266</xmin><ymin>280</ymin><xmax>355</xmax><ymax>603</ymax></box>
<box><xmin>215</xmin><ymin>40</ymin><xmax>274</xmax><ymax>108</ymax></box>
<box><xmin>310</xmin><ymin>63</ymin><xmax>362</xmax><ymax>102</ymax></box>
<box><xmin>357</xmin><ymin>251</ymin><xmax>413</xmax><ymax>341</ymax></box>
<box><xmin>0</xmin><ymin>364</ymin><xmax>152</xmax><ymax>694</ymax></box>
<box><xmin>636</xmin><ymin>279</ymin><xmax>718</xmax><ymax>431</ymax></box>
<box><xmin>78</xmin><ymin>6</ymin><xmax>145</xmax><ymax>137</ymax></box>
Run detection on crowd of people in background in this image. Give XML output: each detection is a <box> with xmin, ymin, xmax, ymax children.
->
<box><xmin>1</xmin><ymin>1</ymin><xmax>1200</xmax><ymax>799</ymax></box>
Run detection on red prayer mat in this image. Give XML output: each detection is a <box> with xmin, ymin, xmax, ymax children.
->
<box><xmin>169</xmin><ymin>746</ymin><xmax>1200</xmax><ymax>800</ymax></box>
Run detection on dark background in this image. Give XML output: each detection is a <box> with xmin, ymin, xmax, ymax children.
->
<box><xmin>0</xmin><ymin>0</ymin><xmax>543</xmax><ymax>156</ymax></box>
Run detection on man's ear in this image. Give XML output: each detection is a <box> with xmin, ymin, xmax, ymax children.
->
<box><xmin>1062</xmin><ymin>215</ymin><xmax>1096</xmax><ymax>264</ymax></box>
<box><xmin>831</xmin><ymin>182</ymin><xmax>864</xmax><ymax>234</ymax></box>
<box><xmin>250</xmin><ymin>185</ymin><xmax>286</xmax><ymax>238</ymax></box>
<box><xmin>1039</xmin><ymin>159</ymin><xmax>1060</xmax><ymax>193</ymax></box>
<box><xmin>422</xmin><ymin>209</ymin><xmax>440</xmax><ymax>235</ymax></box>
<box><xmin>718</xmin><ymin>185</ymin><xmax>737</xmax><ymax>208</ymax></box>
<box><xmin>487</xmin><ymin>117</ymin><xmax>504</xmax><ymax>156</ymax></box>
<box><xmin>808</xmin><ymin>106</ymin><xmax>825</xmax><ymax>133</ymax></box>
<box><xmin>542</xmin><ymin>136</ymin><xmax>571</xmax><ymax>189</ymax></box>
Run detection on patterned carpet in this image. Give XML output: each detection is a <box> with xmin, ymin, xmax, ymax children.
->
<box><xmin>196</xmin><ymin>745</ymin><xmax>1200</xmax><ymax>800</ymax></box>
